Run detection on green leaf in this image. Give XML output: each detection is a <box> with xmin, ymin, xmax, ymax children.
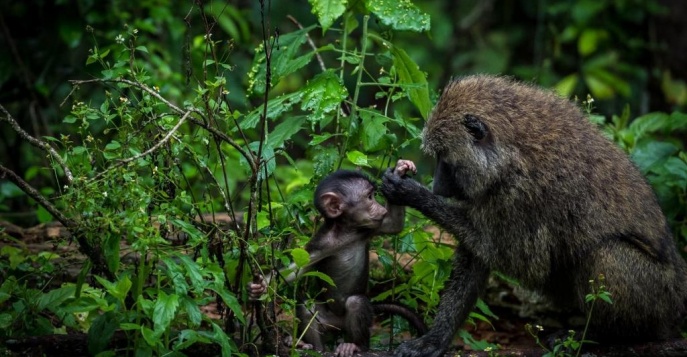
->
<box><xmin>103</xmin><ymin>233</ymin><xmax>120</xmax><ymax>274</ymax></box>
<box><xmin>555</xmin><ymin>73</ymin><xmax>579</xmax><ymax>97</ymax></box>
<box><xmin>584</xmin><ymin>73</ymin><xmax>614</xmax><ymax>100</ymax></box>
<box><xmin>267</xmin><ymin>115</ymin><xmax>308</xmax><ymax>149</ymax></box>
<box><xmin>346</xmin><ymin>150</ymin><xmax>370</xmax><ymax>167</ymax></box>
<box><xmin>36</xmin><ymin>205</ymin><xmax>53</xmax><ymax>224</ymax></box>
<box><xmin>256</xmin><ymin>211</ymin><xmax>270</xmax><ymax>231</ymax></box>
<box><xmin>360</xmin><ymin>111</ymin><xmax>390</xmax><ymax>151</ymax></box>
<box><xmin>313</xmin><ymin>146</ymin><xmax>339</xmax><ymax>176</ymax></box>
<box><xmin>210</xmin><ymin>286</ymin><xmax>245</xmax><ymax>324</ymax></box>
<box><xmin>249</xmin><ymin>25</ymin><xmax>316</xmax><ymax>95</ymax></box>
<box><xmin>211</xmin><ymin>322</ymin><xmax>237</xmax><ymax>357</ymax></box>
<box><xmin>242</xmin><ymin>91</ymin><xmax>303</xmax><ymax>129</ymax></box>
<box><xmin>302</xmin><ymin>271</ymin><xmax>336</xmax><ymax>287</ymax></box>
<box><xmin>578</xmin><ymin>29</ymin><xmax>599</xmax><ymax>56</ymax></box>
<box><xmin>309</xmin><ymin>133</ymin><xmax>335</xmax><ymax>146</ymax></box>
<box><xmin>180</xmin><ymin>297</ymin><xmax>203</xmax><ymax>328</ymax></box>
<box><xmin>365</xmin><ymin>0</ymin><xmax>430</xmax><ymax>32</ymax></box>
<box><xmin>140</xmin><ymin>325</ymin><xmax>160</xmax><ymax>347</ymax></box>
<box><xmin>301</xmin><ymin>70</ymin><xmax>348</xmax><ymax>124</ymax></box>
<box><xmin>389</xmin><ymin>45</ymin><xmax>432</xmax><ymax>119</ymax></box>
<box><xmin>153</xmin><ymin>291</ymin><xmax>179</xmax><ymax>333</ymax></box>
<box><xmin>308</xmin><ymin>0</ymin><xmax>347</xmax><ymax>33</ymax></box>
<box><xmin>175</xmin><ymin>254</ymin><xmax>205</xmax><ymax>293</ymax></box>
<box><xmin>291</xmin><ymin>248</ymin><xmax>310</xmax><ymax>268</ymax></box>
<box><xmin>663</xmin><ymin>157</ymin><xmax>687</xmax><ymax>184</ymax></box>
<box><xmin>88</xmin><ymin>311</ymin><xmax>118</xmax><ymax>355</ymax></box>
<box><xmin>38</xmin><ymin>285</ymin><xmax>76</xmax><ymax>311</ymax></box>
<box><xmin>95</xmin><ymin>275</ymin><xmax>132</xmax><ymax>302</ymax></box>
<box><xmin>0</xmin><ymin>313</ymin><xmax>11</xmax><ymax>329</ymax></box>
<box><xmin>629</xmin><ymin>112</ymin><xmax>671</xmax><ymax>137</ymax></box>
<box><xmin>631</xmin><ymin>141</ymin><xmax>678</xmax><ymax>174</ymax></box>
<box><xmin>171</xmin><ymin>219</ymin><xmax>206</xmax><ymax>246</ymax></box>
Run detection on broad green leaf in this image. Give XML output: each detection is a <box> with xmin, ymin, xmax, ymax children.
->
<box><xmin>662</xmin><ymin>157</ymin><xmax>687</xmax><ymax>184</ymax></box>
<box><xmin>95</xmin><ymin>275</ymin><xmax>132</xmax><ymax>302</ymax></box>
<box><xmin>36</xmin><ymin>205</ymin><xmax>53</xmax><ymax>224</ymax></box>
<box><xmin>256</xmin><ymin>211</ymin><xmax>270</xmax><ymax>231</ymax></box>
<box><xmin>389</xmin><ymin>45</ymin><xmax>432</xmax><ymax>119</ymax></box>
<box><xmin>210</xmin><ymin>286</ymin><xmax>245</xmax><ymax>324</ymax></box>
<box><xmin>302</xmin><ymin>271</ymin><xmax>336</xmax><ymax>287</ymax></box>
<box><xmin>180</xmin><ymin>298</ymin><xmax>203</xmax><ymax>328</ymax></box>
<box><xmin>268</xmin><ymin>115</ymin><xmax>307</xmax><ymax>149</ymax></box>
<box><xmin>313</xmin><ymin>146</ymin><xmax>339</xmax><ymax>176</ymax></box>
<box><xmin>242</xmin><ymin>91</ymin><xmax>303</xmax><ymax>129</ymax></box>
<box><xmin>365</xmin><ymin>0</ymin><xmax>430</xmax><ymax>32</ymax></box>
<box><xmin>631</xmin><ymin>141</ymin><xmax>678</xmax><ymax>174</ymax></box>
<box><xmin>211</xmin><ymin>322</ymin><xmax>237</xmax><ymax>357</ymax></box>
<box><xmin>360</xmin><ymin>110</ymin><xmax>390</xmax><ymax>151</ymax></box>
<box><xmin>309</xmin><ymin>133</ymin><xmax>335</xmax><ymax>146</ymax></box>
<box><xmin>629</xmin><ymin>112</ymin><xmax>671</xmax><ymax>137</ymax></box>
<box><xmin>578</xmin><ymin>29</ymin><xmax>599</xmax><ymax>56</ymax></box>
<box><xmin>153</xmin><ymin>291</ymin><xmax>179</xmax><ymax>333</ymax></box>
<box><xmin>176</xmin><ymin>254</ymin><xmax>205</xmax><ymax>293</ymax></box>
<box><xmin>291</xmin><ymin>247</ymin><xmax>310</xmax><ymax>268</ymax></box>
<box><xmin>554</xmin><ymin>73</ymin><xmax>578</xmax><ymax>97</ymax></box>
<box><xmin>584</xmin><ymin>73</ymin><xmax>614</xmax><ymax>99</ymax></box>
<box><xmin>301</xmin><ymin>70</ymin><xmax>348</xmax><ymax>124</ymax></box>
<box><xmin>346</xmin><ymin>150</ymin><xmax>369</xmax><ymax>167</ymax></box>
<box><xmin>88</xmin><ymin>311</ymin><xmax>118</xmax><ymax>355</ymax></box>
<box><xmin>140</xmin><ymin>325</ymin><xmax>160</xmax><ymax>347</ymax></box>
<box><xmin>103</xmin><ymin>233</ymin><xmax>120</xmax><ymax>273</ymax></box>
<box><xmin>248</xmin><ymin>25</ymin><xmax>316</xmax><ymax>95</ymax></box>
<box><xmin>0</xmin><ymin>313</ymin><xmax>11</xmax><ymax>329</ymax></box>
<box><xmin>103</xmin><ymin>137</ymin><xmax>121</xmax><ymax>149</ymax></box>
<box><xmin>38</xmin><ymin>285</ymin><xmax>76</xmax><ymax>311</ymax></box>
<box><xmin>175</xmin><ymin>329</ymin><xmax>212</xmax><ymax>351</ymax></box>
<box><xmin>308</xmin><ymin>0</ymin><xmax>347</xmax><ymax>33</ymax></box>
<box><xmin>171</xmin><ymin>218</ymin><xmax>206</xmax><ymax>246</ymax></box>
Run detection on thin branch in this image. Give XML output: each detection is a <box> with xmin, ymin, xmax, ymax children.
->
<box><xmin>87</xmin><ymin>110</ymin><xmax>191</xmax><ymax>182</ymax></box>
<box><xmin>287</xmin><ymin>15</ymin><xmax>326</xmax><ymax>71</ymax></box>
<box><xmin>68</xmin><ymin>78</ymin><xmax>256</xmax><ymax>173</ymax></box>
<box><xmin>0</xmin><ymin>165</ymin><xmax>74</xmax><ymax>227</ymax></box>
<box><xmin>0</xmin><ymin>104</ymin><xmax>74</xmax><ymax>183</ymax></box>
<box><xmin>121</xmin><ymin>110</ymin><xmax>190</xmax><ymax>164</ymax></box>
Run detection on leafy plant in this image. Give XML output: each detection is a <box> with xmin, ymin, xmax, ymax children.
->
<box><xmin>527</xmin><ymin>274</ymin><xmax>612</xmax><ymax>357</ymax></box>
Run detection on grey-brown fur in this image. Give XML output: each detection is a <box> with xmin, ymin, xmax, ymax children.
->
<box><xmin>381</xmin><ymin>75</ymin><xmax>687</xmax><ymax>357</ymax></box>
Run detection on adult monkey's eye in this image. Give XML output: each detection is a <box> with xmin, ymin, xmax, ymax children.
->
<box><xmin>463</xmin><ymin>114</ymin><xmax>488</xmax><ymax>141</ymax></box>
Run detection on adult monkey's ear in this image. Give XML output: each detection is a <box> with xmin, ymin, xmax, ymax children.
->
<box><xmin>320</xmin><ymin>192</ymin><xmax>345</xmax><ymax>218</ymax></box>
<box><xmin>463</xmin><ymin>114</ymin><xmax>489</xmax><ymax>142</ymax></box>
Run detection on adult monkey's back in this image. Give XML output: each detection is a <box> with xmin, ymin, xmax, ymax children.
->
<box><xmin>381</xmin><ymin>75</ymin><xmax>687</xmax><ymax>357</ymax></box>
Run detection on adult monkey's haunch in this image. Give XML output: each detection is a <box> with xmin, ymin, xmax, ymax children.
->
<box><xmin>381</xmin><ymin>75</ymin><xmax>687</xmax><ymax>357</ymax></box>
<box><xmin>249</xmin><ymin>160</ymin><xmax>426</xmax><ymax>357</ymax></box>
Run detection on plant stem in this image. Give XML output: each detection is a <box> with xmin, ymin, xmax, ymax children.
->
<box><xmin>338</xmin><ymin>15</ymin><xmax>369</xmax><ymax>168</ymax></box>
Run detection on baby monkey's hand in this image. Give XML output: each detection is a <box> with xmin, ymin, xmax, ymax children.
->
<box><xmin>393</xmin><ymin>159</ymin><xmax>417</xmax><ymax>177</ymax></box>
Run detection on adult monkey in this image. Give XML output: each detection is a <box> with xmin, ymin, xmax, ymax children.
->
<box><xmin>381</xmin><ymin>75</ymin><xmax>687</xmax><ymax>357</ymax></box>
<box><xmin>250</xmin><ymin>160</ymin><xmax>425</xmax><ymax>357</ymax></box>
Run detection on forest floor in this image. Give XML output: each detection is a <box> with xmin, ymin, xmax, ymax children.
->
<box><xmin>1</xmin><ymin>219</ymin><xmax>687</xmax><ymax>356</ymax></box>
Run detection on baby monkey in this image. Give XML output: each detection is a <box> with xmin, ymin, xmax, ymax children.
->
<box><xmin>249</xmin><ymin>160</ymin><xmax>421</xmax><ymax>357</ymax></box>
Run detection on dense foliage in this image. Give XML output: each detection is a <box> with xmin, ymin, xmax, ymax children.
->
<box><xmin>0</xmin><ymin>0</ymin><xmax>685</xmax><ymax>355</ymax></box>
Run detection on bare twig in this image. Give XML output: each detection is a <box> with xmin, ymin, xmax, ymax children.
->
<box><xmin>121</xmin><ymin>110</ymin><xmax>190</xmax><ymax>164</ymax></box>
<box><xmin>0</xmin><ymin>164</ymin><xmax>74</xmax><ymax>227</ymax></box>
<box><xmin>0</xmin><ymin>104</ymin><xmax>74</xmax><ymax>183</ymax></box>
<box><xmin>287</xmin><ymin>15</ymin><xmax>326</xmax><ymax>71</ymax></box>
<box><xmin>68</xmin><ymin>78</ymin><xmax>256</xmax><ymax>173</ymax></box>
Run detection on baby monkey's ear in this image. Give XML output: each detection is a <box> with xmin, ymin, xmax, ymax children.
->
<box><xmin>320</xmin><ymin>192</ymin><xmax>344</xmax><ymax>218</ymax></box>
